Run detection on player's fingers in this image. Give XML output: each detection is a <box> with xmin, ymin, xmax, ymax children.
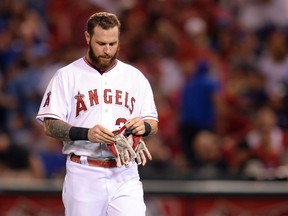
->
<box><xmin>91</xmin><ymin>125</ymin><xmax>115</xmax><ymax>143</ymax></box>
<box><xmin>127</xmin><ymin>126</ymin><xmax>144</xmax><ymax>136</ymax></box>
<box><xmin>92</xmin><ymin>133</ymin><xmax>114</xmax><ymax>144</ymax></box>
<box><xmin>99</xmin><ymin>130</ymin><xmax>115</xmax><ymax>143</ymax></box>
<box><xmin>125</xmin><ymin>117</ymin><xmax>140</xmax><ymax>127</ymax></box>
<box><xmin>133</xmin><ymin>128</ymin><xmax>145</xmax><ymax>136</ymax></box>
<box><xmin>94</xmin><ymin>124</ymin><xmax>114</xmax><ymax>137</ymax></box>
<box><xmin>125</xmin><ymin>118</ymin><xmax>144</xmax><ymax>135</ymax></box>
<box><xmin>102</xmin><ymin>133</ymin><xmax>116</xmax><ymax>143</ymax></box>
<box><xmin>101</xmin><ymin>128</ymin><xmax>115</xmax><ymax>137</ymax></box>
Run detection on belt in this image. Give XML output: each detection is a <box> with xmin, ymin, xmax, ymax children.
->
<box><xmin>70</xmin><ymin>154</ymin><xmax>118</xmax><ymax>168</ymax></box>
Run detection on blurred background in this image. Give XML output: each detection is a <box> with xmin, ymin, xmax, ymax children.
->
<box><xmin>1</xmin><ymin>0</ymin><xmax>288</xmax><ymax>215</ymax></box>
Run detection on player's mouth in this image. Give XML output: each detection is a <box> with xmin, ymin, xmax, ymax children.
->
<box><xmin>100</xmin><ymin>55</ymin><xmax>111</xmax><ymax>59</ymax></box>
<box><xmin>100</xmin><ymin>56</ymin><xmax>111</xmax><ymax>61</ymax></box>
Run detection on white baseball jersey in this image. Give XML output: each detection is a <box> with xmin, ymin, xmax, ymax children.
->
<box><xmin>36</xmin><ymin>57</ymin><xmax>158</xmax><ymax>159</ymax></box>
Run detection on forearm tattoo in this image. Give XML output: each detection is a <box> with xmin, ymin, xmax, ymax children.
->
<box><xmin>44</xmin><ymin>118</ymin><xmax>71</xmax><ymax>141</ymax></box>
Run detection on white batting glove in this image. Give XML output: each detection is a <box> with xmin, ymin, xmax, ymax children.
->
<box><xmin>107</xmin><ymin>126</ymin><xmax>137</xmax><ymax>167</ymax></box>
<box><xmin>115</xmin><ymin>132</ymin><xmax>137</xmax><ymax>166</ymax></box>
<box><xmin>131</xmin><ymin>136</ymin><xmax>152</xmax><ymax>166</ymax></box>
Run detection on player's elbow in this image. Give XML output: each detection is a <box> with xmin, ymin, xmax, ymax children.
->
<box><xmin>152</xmin><ymin>123</ymin><xmax>158</xmax><ymax>135</ymax></box>
<box><xmin>43</xmin><ymin>123</ymin><xmax>52</xmax><ymax>137</ymax></box>
<box><xmin>43</xmin><ymin>118</ymin><xmax>54</xmax><ymax>137</ymax></box>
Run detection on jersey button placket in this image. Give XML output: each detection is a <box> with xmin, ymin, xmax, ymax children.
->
<box><xmin>102</xmin><ymin>74</ymin><xmax>110</xmax><ymax>124</ymax></box>
<box><xmin>104</xmin><ymin>74</ymin><xmax>108</xmax><ymax>113</ymax></box>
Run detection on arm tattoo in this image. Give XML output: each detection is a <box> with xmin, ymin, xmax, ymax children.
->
<box><xmin>44</xmin><ymin>118</ymin><xmax>72</xmax><ymax>141</ymax></box>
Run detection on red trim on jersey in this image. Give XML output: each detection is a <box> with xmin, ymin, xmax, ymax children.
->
<box><xmin>36</xmin><ymin>113</ymin><xmax>63</xmax><ymax>121</ymax></box>
<box><xmin>83</xmin><ymin>56</ymin><xmax>117</xmax><ymax>74</ymax></box>
<box><xmin>142</xmin><ymin>116</ymin><xmax>159</xmax><ymax>121</ymax></box>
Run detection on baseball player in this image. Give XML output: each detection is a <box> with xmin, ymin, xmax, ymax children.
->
<box><xmin>36</xmin><ymin>12</ymin><xmax>158</xmax><ymax>216</ymax></box>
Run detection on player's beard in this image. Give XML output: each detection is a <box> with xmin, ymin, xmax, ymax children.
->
<box><xmin>88</xmin><ymin>43</ymin><xmax>119</xmax><ymax>71</ymax></box>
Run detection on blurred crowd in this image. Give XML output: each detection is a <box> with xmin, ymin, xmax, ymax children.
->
<box><xmin>1</xmin><ymin>0</ymin><xmax>288</xmax><ymax>181</ymax></box>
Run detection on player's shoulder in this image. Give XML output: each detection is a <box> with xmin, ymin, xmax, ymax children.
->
<box><xmin>54</xmin><ymin>58</ymin><xmax>85</xmax><ymax>76</ymax></box>
<box><xmin>116</xmin><ymin>60</ymin><xmax>145</xmax><ymax>76</ymax></box>
<box><xmin>117</xmin><ymin>60</ymin><xmax>137</xmax><ymax>70</ymax></box>
<box><xmin>58</xmin><ymin>58</ymin><xmax>84</xmax><ymax>71</ymax></box>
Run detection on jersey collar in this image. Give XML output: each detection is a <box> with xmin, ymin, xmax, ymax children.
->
<box><xmin>83</xmin><ymin>56</ymin><xmax>117</xmax><ymax>74</ymax></box>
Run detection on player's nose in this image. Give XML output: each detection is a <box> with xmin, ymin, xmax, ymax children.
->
<box><xmin>103</xmin><ymin>45</ymin><xmax>111</xmax><ymax>54</ymax></box>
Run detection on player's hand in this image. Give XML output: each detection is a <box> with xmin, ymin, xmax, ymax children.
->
<box><xmin>125</xmin><ymin>117</ymin><xmax>145</xmax><ymax>136</ymax></box>
<box><xmin>87</xmin><ymin>124</ymin><xmax>115</xmax><ymax>144</ymax></box>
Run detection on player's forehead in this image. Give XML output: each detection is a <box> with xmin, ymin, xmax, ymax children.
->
<box><xmin>92</xmin><ymin>26</ymin><xmax>119</xmax><ymax>42</ymax></box>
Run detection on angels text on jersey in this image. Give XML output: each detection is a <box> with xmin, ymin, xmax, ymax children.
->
<box><xmin>43</xmin><ymin>88</ymin><xmax>135</xmax><ymax>117</ymax></box>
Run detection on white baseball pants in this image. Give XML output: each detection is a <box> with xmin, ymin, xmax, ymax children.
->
<box><xmin>62</xmin><ymin>156</ymin><xmax>146</xmax><ymax>216</ymax></box>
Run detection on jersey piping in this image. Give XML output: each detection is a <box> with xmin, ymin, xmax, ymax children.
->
<box><xmin>83</xmin><ymin>56</ymin><xmax>117</xmax><ymax>74</ymax></box>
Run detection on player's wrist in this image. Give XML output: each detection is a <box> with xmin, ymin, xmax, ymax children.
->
<box><xmin>142</xmin><ymin>122</ymin><xmax>152</xmax><ymax>137</ymax></box>
<box><xmin>69</xmin><ymin>127</ymin><xmax>89</xmax><ymax>141</ymax></box>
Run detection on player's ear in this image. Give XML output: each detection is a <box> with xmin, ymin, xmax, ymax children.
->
<box><xmin>84</xmin><ymin>31</ymin><xmax>90</xmax><ymax>45</ymax></box>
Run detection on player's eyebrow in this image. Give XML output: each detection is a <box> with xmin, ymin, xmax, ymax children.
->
<box><xmin>97</xmin><ymin>41</ymin><xmax>118</xmax><ymax>46</ymax></box>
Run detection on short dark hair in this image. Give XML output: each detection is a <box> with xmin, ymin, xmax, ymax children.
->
<box><xmin>86</xmin><ymin>12</ymin><xmax>121</xmax><ymax>35</ymax></box>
